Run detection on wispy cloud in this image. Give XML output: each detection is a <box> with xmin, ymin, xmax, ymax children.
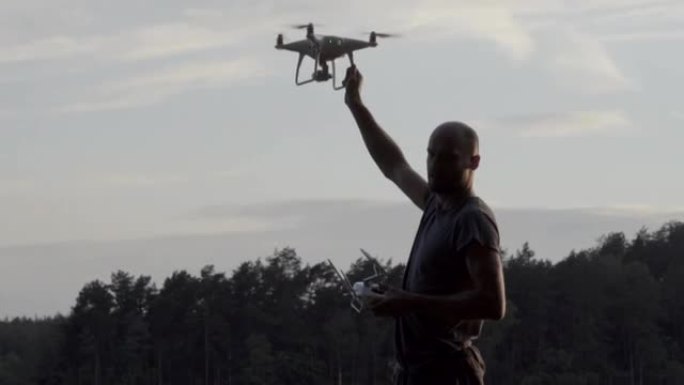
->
<box><xmin>593</xmin><ymin>203</ymin><xmax>684</xmax><ymax>217</ymax></box>
<box><xmin>0</xmin><ymin>24</ymin><xmax>244</xmax><ymax>65</ymax></box>
<box><xmin>482</xmin><ymin>110</ymin><xmax>635</xmax><ymax>138</ymax></box>
<box><xmin>118</xmin><ymin>23</ymin><xmax>242</xmax><ymax>62</ymax></box>
<box><xmin>520</xmin><ymin>111</ymin><xmax>634</xmax><ymax>138</ymax></box>
<box><xmin>101</xmin><ymin>174</ymin><xmax>189</xmax><ymax>187</ymax></box>
<box><xmin>600</xmin><ymin>29</ymin><xmax>684</xmax><ymax>42</ymax></box>
<box><xmin>0</xmin><ymin>170</ymin><xmax>245</xmax><ymax>196</ymax></box>
<box><xmin>99</xmin><ymin>169</ymin><xmax>243</xmax><ymax>187</ymax></box>
<box><xmin>383</xmin><ymin>2</ymin><xmax>633</xmax><ymax>91</ymax></box>
<box><xmin>396</xmin><ymin>2</ymin><xmax>535</xmax><ymax>61</ymax></box>
<box><xmin>539</xmin><ymin>26</ymin><xmax>633</xmax><ymax>94</ymax></box>
<box><xmin>187</xmin><ymin>199</ymin><xmax>391</xmax><ymax>221</ymax></box>
<box><xmin>54</xmin><ymin>57</ymin><xmax>270</xmax><ymax>113</ymax></box>
<box><xmin>0</xmin><ymin>36</ymin><xmax>101</xmax><ymax>64</ymax></box>
<box><xmin>0</xmin><ymin>2</ymin><xmax>290</xmax><ymax>66</ymax></box>
<box><xmin>516</xmin><ymin>0</ymin><xmax>677</xmax><ymax>18</ymax></box>
<box><xmin>0</xmin><ymin>1</ymin><xmax>671</xmax><ymax>116</ymax></box>
<box><xmin>583</xmin><ymin>0</ymin><xmax>684</xmax><ymax>24</ymax></box>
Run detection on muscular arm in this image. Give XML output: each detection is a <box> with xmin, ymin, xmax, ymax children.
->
<box><xmin>347</xmin><ymin>101</ymin><xmax>406</xmax><ymax>178</ymax></box>
<box><xmin>345</xmin><ymin>66</ymin><xmax>429</xmax><ymax>210</ymax></box>
<box><xmin>403</xmin><ymin>243</ymin><xmax>506</xmax><ymax>325</ymax></box>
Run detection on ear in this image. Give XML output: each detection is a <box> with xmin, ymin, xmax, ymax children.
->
<box><xmin>470</xmin><ymin>155</ymin><xmax>481</xmax><ymax>170</ymax></box>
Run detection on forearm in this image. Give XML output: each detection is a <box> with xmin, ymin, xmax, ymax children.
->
<box><xmin>347</xmin><ymin>101</ymin><xmax>407</xmax><ymax>178</ymax></box>
<box><xmin>405</xmin><ymin>290</ymin><xmax>502</xmax><ymax>325</ymax></box>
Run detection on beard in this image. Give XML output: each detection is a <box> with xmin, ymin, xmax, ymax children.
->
<box><xmin>429</xmin><ymin>174</ymin><xmax>469</xmax><ymax>195</ymax></box>
<box><xmin>429</xmin><ymin>178</ymin><xmax>458</xmax><ymax>194</ymax></box>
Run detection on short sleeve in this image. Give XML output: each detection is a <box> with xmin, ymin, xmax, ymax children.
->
<box><xmin>452</xmin><ymin>209</ymin><xmax>500</xmax><ymax>256</ymax></box>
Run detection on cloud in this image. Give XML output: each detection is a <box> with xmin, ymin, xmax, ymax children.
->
<box><xmin>516</xmin><ymin>0</ymin><xmax>676</xmax><ymax>18</ymax></box>
<box><xmin>0</xmin><ymin>1</ymin><xmax>298</xmax><ymax>66</ymax></box>
<box><xmin>184</xmin><ymin>199</ymin><xmax>398</xmax><ymax>234</ymax></box>
<box><xmin>538</xmin><ymin>27</ymin><xmax>633</xmax><ymax>94</ymax></box>
<box><xmin>521</xmin><ymin>111</ymin><xmax>634</xmax><ymax>138</ymax></box>
<box><xmin>593</xmin><ymin>203</ymin><xmax>684</xmax><ymax>217</ymax></box>
<box><xmin>382</xmin><ymin>2</ymin><xmax>633</xmax><ymax>91</ymax></box>
<box><xmin>481</xmin><ymin>110</ymin><xmax>635</xmax><ymax>138</ymax></box>
<box><xmin>54</xmin><ymin>57</ymin><xmax>270</xmax><ymax>112</ymax></box>
<box><xmin>98</xmin><ymin>169</ymin><xmax>243</xmax><ymax>187</ymax></box>
<box><xmin>118</xmin><ymin>23</ymin><xmax>242</xmax><ymax>62</ymax></box>
<box><xmin>0</xmin><ymin>23</ymin><xmax>246</xmax><ymax>65</ymax></box>
<box><xmin>0</xmin><ymin>171</ymin><xmax>244</xmax><ymax>195</ymax></box>
<box><xmin>101</xmin><ymin>174</ymin><xmax>189</xmax><ymax>187</ymax></box>
<box><xmin>599</xmin><ymin>29</ymin><xmax>684</xmax><ymax>42</ymax></box>
<box><xmin>189</xmin><ymin>199</ymin><xmax>394</xmax><ymax>219</ymax></box>
<box><xmin>0</xmin><ymin>1</ymin><xmax>669</xmax><ymax>116</ymax></box>
<box><xmin>582</xmin><ymin>0</ymin><xmax>684</xmax><ymax>24</ymax></box>
<box><xmin>395</xmin><ymin>2</ymin><xmax>535</xmax><ymax>61</ymax></box>
<box><xmin>0</xmin><ymin>36</ymin><xmax>101</xmax><ymax>64</ymax></box>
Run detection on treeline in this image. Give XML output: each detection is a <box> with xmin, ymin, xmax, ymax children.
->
<box><xmin>1</xmin><ymin>221</ymin><xmax>684</xmax><ymax>385</ymax></box>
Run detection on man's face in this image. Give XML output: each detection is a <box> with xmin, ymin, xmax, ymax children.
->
<box><xmin>426</xmin><ymin>135</ymin><xmax>473</xmax><ymax>194</ymax></box>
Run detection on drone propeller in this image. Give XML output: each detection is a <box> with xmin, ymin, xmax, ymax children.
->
<box><xmin>289</xmin><ymin>22</ymin><xmax>322</xmax><ymax>29</ymax></box>
<box><xmin>376</xmin><ymin>32</ymin><xmax>400</xmax><ymax>38</ymax></box>
<box><xmin>364</xmin><ymin>31</ymin><xmax>401</xmax><ymax>38</ymax></box>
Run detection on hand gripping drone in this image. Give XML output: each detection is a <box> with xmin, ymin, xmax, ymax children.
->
<box><xmin>327</xmin><ymin>248</ymin><xmax>389</xmax><ymax>313</ymax></box>
<box><xmin>275</xmin><ymin>22</ymin><xmax>398</xmax><ymax>90</ymax></box>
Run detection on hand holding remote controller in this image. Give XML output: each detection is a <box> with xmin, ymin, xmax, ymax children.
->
<box><xmin>353</xmin><ymin>281</ymin><xmax>387</xmax><ymax>300</ymax></box>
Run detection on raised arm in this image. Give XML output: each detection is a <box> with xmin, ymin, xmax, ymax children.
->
<box><xmin>344</xmin><ymin>66</ymin><xmax>429</xmax><ymax>210</ymax></box>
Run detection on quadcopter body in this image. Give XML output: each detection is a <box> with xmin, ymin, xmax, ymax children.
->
<box><xmin>275</xmin><ymin>23</ymin><xmax>397</xmax><ymax>90</ymax></box>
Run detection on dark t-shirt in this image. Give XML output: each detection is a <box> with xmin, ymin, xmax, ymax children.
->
<box><xmin>395</xmin><ymin>191</ymin><xmax>500</xmax><ymax>369</ymax></box>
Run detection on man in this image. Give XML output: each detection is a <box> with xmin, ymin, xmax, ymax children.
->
<box><xmin>343</xmin><ymin>65</ymin><xmax>506</xmax><ymax>385</ymax></box>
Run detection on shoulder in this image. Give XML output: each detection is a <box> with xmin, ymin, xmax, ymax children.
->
<box><xmin>464</xmin><ymin>197</ymin><xmax>497</xmax><ymax>227</ymax></box>
<box><xmin>460</xmin><ymin>197</ymin><xmax>498</xmax><ymax>227</ymax></box>
<box><xmin>452</xmin><ymin>197</ymin><xmax>500</xmax><ymax>254</ymax></box>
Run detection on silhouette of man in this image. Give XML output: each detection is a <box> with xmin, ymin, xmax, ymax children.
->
<box><xmin>344</xmin><ymin>65</ymin><xmax>506</xmax><ymax>385</ymax></box>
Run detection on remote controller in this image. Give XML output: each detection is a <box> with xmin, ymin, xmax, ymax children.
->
<box><xmin>353</xmin><ymin>281</ymin><xmax>386</xmax><ymax>299</ymax></box>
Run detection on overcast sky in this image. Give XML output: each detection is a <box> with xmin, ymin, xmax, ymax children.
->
<box><xmin>2</xmin><ymin>0</ymin><xmax>683</xmax><ymax>317</ymax></box>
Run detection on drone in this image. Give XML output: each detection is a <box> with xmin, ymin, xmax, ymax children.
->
<box><xmin>327</xmin><ymin>248</ymin><xmax>389</xmax><ymax>313</ymax></box>
<box><xmin>275</xmin><ymin>23</ymin><xmax>398</xmax><ymax>90</ymax></box>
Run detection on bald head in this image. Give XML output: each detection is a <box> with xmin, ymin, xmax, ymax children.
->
<box><xmin>426</xmin><ymin>121</ymin><xmax>480</xmax><ymax>195</ymax></box>
<box><xmin>429</xmin><ymin>121</ymin><xmax>479</xmax><ymax>157</ymax></box>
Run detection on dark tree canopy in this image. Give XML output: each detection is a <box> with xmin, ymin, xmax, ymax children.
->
<box><xmin>2</xmin><ymin>221</ymin><xmax>684</xmax><ymax>385</ymax></box>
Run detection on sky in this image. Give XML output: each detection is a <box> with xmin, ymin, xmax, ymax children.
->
<box><xmin>1</xmin><ymin>0</ymin><xmax>684</xmax><ymax>317</ymax></box>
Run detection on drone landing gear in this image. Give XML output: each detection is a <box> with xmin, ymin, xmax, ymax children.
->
<box><xmin>295</xmin><ymin>53</ymin><xmax>315</xmax><ymax>86</ymax></box>
<box><xmin>294</xmin><ymin>51</ymin><xmax>354</xmax><ymax>91</ymax></box>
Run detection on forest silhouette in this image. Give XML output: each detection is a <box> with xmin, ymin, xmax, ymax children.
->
<box><xmin>1</xmin><ymin>221</ymin><xmax>683</xmax><ymax>385</ymax></box>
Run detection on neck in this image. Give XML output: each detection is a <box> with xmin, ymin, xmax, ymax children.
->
<box><xmin>435</xmin><ymin>188</ymin><xmax>474</xmax><ymax>210</ymax></box>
